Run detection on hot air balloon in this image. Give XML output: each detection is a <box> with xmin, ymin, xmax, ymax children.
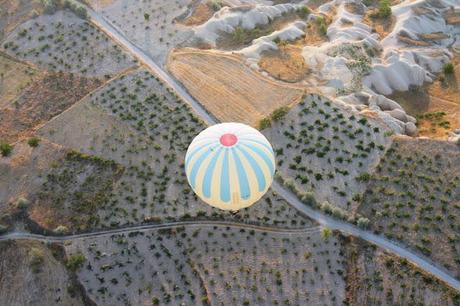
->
<box><xmin>185</xmin><ymin>123</ymin><xmax>276</xmax><ymax>211</ymax></box>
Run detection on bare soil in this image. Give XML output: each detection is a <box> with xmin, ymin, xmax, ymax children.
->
<box><xmin>0</xmin><ymin>72</ymin><xmax>102</xmax><ymax>143</ymax></box>
<box><xmin>168</xmin><ymin>48</ymin><xmax>304</xmax><ymax>127</ymax></box>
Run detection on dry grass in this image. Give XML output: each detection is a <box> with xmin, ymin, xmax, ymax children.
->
<box><xmin>168</xmin><ymin>48</ymin><xmax>304</xmax><ymax>126</ymax></box>
<box><xmin>180</xmin><ymin>3</ymin><xmax>215</xmax><ymax>26</ymax></box>
<box><xmin>0</xmin><ymin>72</ymin><xmax>102</xmax><ymax>143</ymax></box>
<box><xmin>0</xmin><ymin>52</ymin><xmax>40</xmax><ymax>108</ymax></box>
<box><xmin>259</xmin><ymin>44</ymin><xmax>309</xmax><ymax>83</ymax></box>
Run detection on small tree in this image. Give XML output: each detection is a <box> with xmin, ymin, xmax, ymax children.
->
<box><xmin>144</xmin><ymin>13</ymin><xmax>150</xmax><ymax>21</ymax></box>
<box><xmin>258</xmin><ymin>117</ymin><xmax>271</xmax><ymax>130</ymax></box>
<box><xmin>442</xmin><ymin>62</ymin><xmax>454</xmax><ymax>75</ymax></box>
<box><xmin>357</xmin><ymin>217</ymin><xmax>370</xmax><ymax>229</ymax></box>
<box><xmin>28</xmin><ymin>137</ymin><xmax>40</xmax><ymax>147</ymax></box>
<box><xmin>0</xmin><ymin>142</ymin><xmax>12</xmax><ymax>157</ymax></box>
<box><xmin>321</xmin><ymin>227</ymin><xmax>332</xmax><ymax>240</ymax></box>
<box><xmin>271</xmin><ymin>107</ymin><xmax>289</xmax><ymax>122</ymax></box>
<box><xmin>378</xmin><ymin>0</ymin><xmax>392</xmax><ymax>18</ymax></box>
<box><xmin>66</xmin><ymin>252</ymin><xmax>86</xmax><ymax>271</ymax></box>
<box><xmin>29</xmin><ymin>247</ymin><xmax>45</xmax><ymax>273</ymax></box>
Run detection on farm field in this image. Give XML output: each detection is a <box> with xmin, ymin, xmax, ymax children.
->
<box><xmin>0</xmin><ymin>51</ymin><xmax>41</xmax><ymax>108</ymax></box>
<box><xmin>263</xmin><ymin>94</ymin><xmax>391</xmax><ymax>214</ymax></box>
<box><xmin>168</xmin><ymin>48</ymin><xmax>304</xmax><ymax>127</ymax></box>
<box><xmin>65</xmin><ymin>225</ymin><xmax>346</xmax><ymax>306</ymax></box>
<box><xmin>358</xmin><ymin>138</ymin><xmax>460</xmax><ymax>278</ymax></box>
<box><xmin>0</xmin><ymin>240</ymin><xmax>86</xmax><ymax>306</ymax></box>
<box><xmin>2</xmin><ymin>10</ymin><xmax>136</xmax><ymax>77</ymax></box>
<box><xmin>0</xmin><ymin>0</ymin><xmax>460</xmax><ymax>304</ymax></box>
<box><xmin>36</xmin><ymin>68</ymin><xmax>314</xmax><ymax>231</ymax></box>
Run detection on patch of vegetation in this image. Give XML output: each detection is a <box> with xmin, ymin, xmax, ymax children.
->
<box><xmin>66</xmin><ymin>252</ymin><xmax>86</xmax><ymax>271</ymax></box>
<box><xmin>0</xmin><ymin>142</ymin><xmax>12</xmax><ymax>157</ymax></box>
<box><xmin>378</xmin><ymin>0</ymin><xmax>392</xmax><ymax>18</ymax></box>
<box><xmin>358</xmin><ymin>139</ymin><xmax>460</xmax><ymax>277</ymax></box>
<box><xmin>264</xmin><ymin>94</ymin><xmax>390</xmax><ymax>211</ymax></box>
<box><xmin>442</xmin><ymin>62</ymin><xmax>454</xmax><ymax>75</ymax></box>
<box><xmin>27</xmin><ymin>137</ymin><xmax>41</xmax><ymax>147</ymax></box>
<box><xmin>29</xmin><ymin>247</ymin><xmax>45</xmax><ymax>273</ymax></box>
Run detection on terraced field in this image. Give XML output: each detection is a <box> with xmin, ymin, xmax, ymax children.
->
<box><xmin>38</xmin><ymin>68</ymin><xmax>313</xmax><ymax>230</ymax></box>
<box><xmin>358</xmin><ymin>138</ymin><xmax>460</xmax><ymax>278</ymax></box>
<box><xmin>65</xmin><ymin>225</ymin><xmax>345</xmax><ymax>306</ymax></box>
<box><xmin>263</xmin><ymin>94</ymin><xmax>392</xmax><ymax>214</ymax></box>
<box><xmin>2</xmin><ymin>10</ymin><xmax>136</xmax><ymax>77</ymax></box>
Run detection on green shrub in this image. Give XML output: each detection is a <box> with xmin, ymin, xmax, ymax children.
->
<box><xmin>321</xmin><ymin>227</ymin><xmax>332</xmax><ymax>240</ymax></box>
<box><xmin>0</xmin><ymin>142</ymin><xmax>12</xmax><ymax>157</ymax></box>
<box><xmin>296</xmin><ymin>6</ymin><xmax>311</xmax><ymax>18</ymax></box>
<box><xmin>29</xmin><ymin>247</ymin><xmax>45</xmax><ymax>273</ymax></box>
<box><xmin>144</xmin><ymin>13</ymin><xmax>150</xmax><ymax>21</ymax></box>
<box><xmin>66</xmin><ymin>252</ymin><xmax>86</xmax><ymax>271</ymax></box>
<box><xmin>28</xmin><ymin>137</ymin><xmax>40</xmax><ymax>148</ymax></box>
<box><xmin>258</xmin><ymin>117</ymin><xmax>271</xmax><ymax>130</ymax></box>
<box><xmin>356</xmin><ymin>172</ymin><xmax>371</xmax><ymax>182</ymax></box>
<box><xmin>271</xmin><ymin>106</ymin><xmax>289</xmax><ymax>122</ymax></box>
<box><xmin>357</xmin><ymin>217</ymin><xmax>370</xmax><ymax>229</ymax></box>
<box><xmin>378</xmin><ymin>0</ymin><xmax>392</xmax><ymax>18</ymax></box>
<box><xmin>442</xmin><ymin>62</ymin><xmax>454</xmax><ymax>75</ymax></box>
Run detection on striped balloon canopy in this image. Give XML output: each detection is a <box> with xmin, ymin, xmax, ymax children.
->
<box><xmin>185</xmin><ymin>123</ymin><xmax>276</xmax><ymax>211</ymax></box>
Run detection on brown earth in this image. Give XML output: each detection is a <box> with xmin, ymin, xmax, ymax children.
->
<box><xmin>445</xmin><ymin>8</ymin><xmax>460</xmax><ymax>25</ymax></box>
<box><xmin>181</xmin><ymin>3</ymin><xmax>216</xmax><ymax>26</ymax></box>
<box><xmin>259</xmin><ymin>44</ymin><xmax>309</xmax><ymax>83</ymax></box>
<box><xmin>0</xmin><ymin>51</ymin><xmax>41</xmax><ymax>108</ymax></box>
<box><xmin>363</xmin><ymin>11</ymin><xmax>396</xmax><ymax>40</ymax></box>
<box><xmin>168</xmin><ymin>48</ymin><xmax>304</xmax><ymax>126</ymax></box>
<box><xmin>0</xmin><ymin>240</ymin><xmax>86</xmax><ymax>306</ymax></box>
<box><xmin>0</xmin><ymin>72</ymin><xmax>102</xmax><ymax>143</ymax></box>
<box><xmin>389</xmin><ymin>55</ymin><xmax>459</xmax><ymax>139</ymax></box>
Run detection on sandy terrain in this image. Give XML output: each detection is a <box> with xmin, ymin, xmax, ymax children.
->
<box><xmin>168</xmin><ymin>48</ymin><xmax>304</xmax><ymax>126</ymax></box>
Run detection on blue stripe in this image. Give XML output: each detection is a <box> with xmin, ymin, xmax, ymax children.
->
<box><xmin>202</xmin><ymin>147</ymin><xmax>223</xmax><ymax>198</ymax></box>
<box><xmin>220</xmin><ymin>149</ymin><xmax>231</xmax><ymax>203</ymax></box>
<box><xmin>230</xmin><ymin>148</ymin><xmax>250</xmax><ymax>199</ymax></box>
<box><xmin>185</xmin><ymin>142</ymin><xmax>215</xmax><ymax>168</ymax></box>
<box><xmin>240</xmin><ymin>138</ymin><xmax>274</xmax><ymax>154</ymax></box>
<box><xmin>236</xmin><ymin>146</ymin><xmax>266</xmax><ymax>192</ymax></box>
<box><xmin>189</xmin><ymin>147</ymin><xmax>215</xmax><ymax>189</ymax></box>
<box><xmin>241</xmin><ymin>143</ymin><xmax>275</xmax><ymax>175</ymax></box>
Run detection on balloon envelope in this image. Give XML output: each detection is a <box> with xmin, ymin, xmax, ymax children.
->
<box><xmin>185</xmin><ymin>123</ymin><xmax>275</xmax><ymax>210</ymax></box>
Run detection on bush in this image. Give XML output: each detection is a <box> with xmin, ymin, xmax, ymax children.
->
<box><xmin>144</xmin><ymin>13</ymin><xmax>150</xmax><ymax>21</ymax></box>
<box><xmin>0</xmin><ymin>142</ymin><xmax>12</xmax><ymax>157</ymax></box>
<box><xmin>66</xmin><ymin>252</ymin><xmax>86</xmax><ymax>271</ymax></box>
<box><xmin>40</xmin><ymin>0</ymin><xmax>59</xmax><ymax>14</ymax></box>
<box><xmin>442</xmin><ymin>62</ymin><xmax>454</xmax><ymax>75</ymax></box>
<box><xmin>15</xmin><ymin>197</ymin><xmax>29</xmax><ymax>210</ymax></box>
<box><xmin>321</xmin><ymin>227</ymin><xmax>332</xmax><ymax>240</ymax></box>
<box><xmin>357</xmin><ymin>217</ymin><xmax>370</xmax><ymax>229</ymax></box>
<box><xmin>258</xmin><ymin>117</ymin><xmax>271</xmax><ymax>130</ymax></box>
<box><xmin>300</xmin><ymin>192</ymin><xmax>316</xmax><ymax>206</ymax></box>
<box><xmin>356</xmin><ymin>172</ymin><xmax>371</xmax><ymax>182</ymax></box>
<box><xmin>54</xmin><ymin>225</ymin><xmax>69</xmax><ymax>235</ymax></box>
<box><xmin>28</xmin><ymin>137</ymin><xmax>40</xmax><ymax>148</ymax></box>
<box><xmin>271</xmin><ymin>106</ymin><xmax>289</xmax><ymax>122</ymax></box>
<box><xmin>296</xmin><ymin>6</ymin><xmax>310</xmax><ymax>18</ymax></box>
<box><xmin>378</xmin><ymin>0</ymin><xmax>392</xmax><ymax>18</ymax></box>
<box><xmin>29</xmin><ymin>247</ymin><xmax>45</xmax><ymax>273</ymax></box>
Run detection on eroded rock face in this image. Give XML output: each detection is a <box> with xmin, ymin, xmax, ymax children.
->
<box><xmin>405</xmin><ymin>122</ymin><xmax>418</xmax><ymax>137</ymax></box>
